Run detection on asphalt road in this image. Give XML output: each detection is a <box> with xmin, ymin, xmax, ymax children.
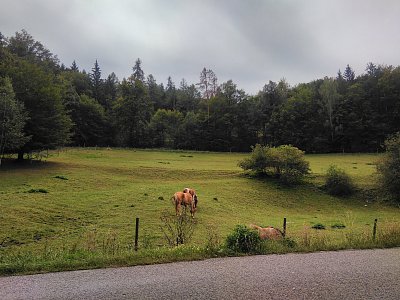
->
<box><xmin>1</xmin><ymin>248</ymin><xmax>399</xmax><ymax>300</ymax></box>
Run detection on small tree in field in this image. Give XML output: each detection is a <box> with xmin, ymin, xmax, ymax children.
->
<box><xmin>324</xmin><ymin>165</ymin><xmax>355</xmax><ymax>196</ymax></box>
<box><xmin>238</xmin><ymin>144</ymin><xmax>310</xmax><ymax>185</ymax></box>
<box><xmin>272</xmin><ymin>145</ymin><xmax>310</xmax><ymax>185</ymax></box>
<box><xmin>376</xmin><ymin>132</ymin><xmax>400</xmax><ymax>203</ymax></box>
<box><xmin>160</xmin><ymin>209</ymin><xmax>195</xmax><ymax>246</ymax></box>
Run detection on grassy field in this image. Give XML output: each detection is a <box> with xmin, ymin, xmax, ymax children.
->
<box><xmin>0</xmin><ymin>148</ymin><xmax>399</xmax><ymax>274</ymax></box>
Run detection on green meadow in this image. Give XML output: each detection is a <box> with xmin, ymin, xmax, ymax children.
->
<box><xmin>0</xmin><ymin>148</ymin><xmax>399</xmax><ymax>275</ymax></box>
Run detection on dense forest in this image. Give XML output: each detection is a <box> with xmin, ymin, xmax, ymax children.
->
<box><xmin>1</xmin><ymin>30</ymin><xmax>399</xmax><ymax>158</ymax></box>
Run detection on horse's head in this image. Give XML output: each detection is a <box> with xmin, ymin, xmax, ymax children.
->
<box><xmin>193</xmin><ymin>194</ymin><xmax>198</xmax><ymax>208</ymax></box>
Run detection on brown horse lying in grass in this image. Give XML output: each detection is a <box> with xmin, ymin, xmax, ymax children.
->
<box><xmin>249</xmin><ymin>224</ymin><xmax>284</xmax><ymax>240</ymax></box>
<box><xmin>183</xmin><ymin>187</ymin><xmax>198</xmax><ymax>208</ymax></box>
<box><xmin>172</xmin><ymin>191</ymin><xmax>196</xmax><ymax>218</ymax></box>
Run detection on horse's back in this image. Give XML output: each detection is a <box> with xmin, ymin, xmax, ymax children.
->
<box><xmin>183</xmin><ymin>192</ymin><xmax>193</xmax><ymax>205</ymax></box>
<box><xmin>250</xmin><ymin>224</ymin><xmax>283</xmax><ymax>240</ymax></box>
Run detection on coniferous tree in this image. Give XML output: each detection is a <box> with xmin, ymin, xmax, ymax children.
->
<box><xmin>177</xmin><ymin>79</ymin><xmax>200</xmax><ymax>112</ymax></box>
<box><xmin>90</xmin><ymin>60</ymin><xmax>102</xmax><ymax>102</ymax></box>
<box><xmin>131</xmin><ymin>58</ymin><xmax>145</xmax><ymax>82</ymax></box>
<box><xmin>0</xmin><ymin>32</ymin><xmax>7</xmax><ymax>47</ymax></box>
<box><xmin>70</xmin><ymin>60</ymin><xmax>79</xmax><ymax>72</ymax></box>
<box><xmin>146</xmin><ymin>74</ymin><xmax>164</xmax><ymax>110</ymax></box>
<box><xmin>336</xmin><ymin>69</ymin><xmax>346</xmax><ymax>94</ymax></box>
<box><xmin>166</xmin><ymin>76</ymin><xmax>177</xmax><ymax>110</ymax></box>
<box><xmin>343</xmin><ymin>64</ymin><xmax>355</xmax><ymax>82</ymax></box>
<box><xmin>103</xmin><ymin>72</ymin><xmax>119</xmax><ymax>110</ymax></box>
<box><xmin>113</xmin><ymin>79</ymin><xmax>152</xmax><ymax>147</ymax></box>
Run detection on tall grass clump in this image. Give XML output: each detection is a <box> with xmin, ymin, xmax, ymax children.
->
<box><xmin>324</xmin><ymin>165</ymin><xmax>355</xmax><ymax>196</ymax></box>
<box><xmin>377</xmin><ymin>223</ymin><xmax>400</xmax><ymax>247</ymax></box>
<box><xmin>204</xmin><ymin>225</ymin><xmax>221</xmax><ymax>255</ymax></box>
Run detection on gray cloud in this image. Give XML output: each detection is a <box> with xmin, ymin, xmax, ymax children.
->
<box><xmin>1</xmin><ymin>0</ymin><xmax>400</xmax><ymax>93</ymax></box>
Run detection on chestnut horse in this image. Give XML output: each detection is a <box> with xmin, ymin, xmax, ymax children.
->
<box><xmin>183</xmin><ymin>187</ymin><xmax>198</xmax><ymax>208</ymax></box>
<box><xmin>249</xmin><ymin>224</ymin><xmax>284</xmax><ymax>240</ymax></box>
<box><xmin>172</xmin><ymin>191</ymin><xmax>196</xmax><ymax>218</ymax></box>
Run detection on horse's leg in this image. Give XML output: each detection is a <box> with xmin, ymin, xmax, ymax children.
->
<box><xmin>190</xmin><ymin>202</ymin><xmax>195</xmax><ymax>218</ymax></box>
<box><xmin>179</xmin><ymin>203</ymin><xmax>184</xmax><ymax>216</ymax></box>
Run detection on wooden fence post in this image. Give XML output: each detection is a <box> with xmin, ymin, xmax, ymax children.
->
<box><xmin>135</xmin><ymin>217</ymin><xmax>139</xmax><ymax>251</ymax></box>
<box><xmin>283</xmin><ymin>217</ymin><xmax>287</xmax><ymax>238</ymax></box>
<box><xmin>373</xmin><ymin>218</ymin><xmax>378</xmax><ymax>241</ymax></box>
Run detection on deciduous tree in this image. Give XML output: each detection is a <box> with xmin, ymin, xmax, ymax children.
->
<box><xmin>0</xmin><ymin>76</ymin><xmax>29</xmax><ymax>164</ymax></box>
<box><xmin>0</xmin><ymin>44</ymin><xmax>72</xmax><ymax>159</ymax></box>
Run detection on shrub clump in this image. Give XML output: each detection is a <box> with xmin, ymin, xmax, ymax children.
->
<box><xmin>27</xmin><ymin>188</ymin><xmax>48</xmax><ymax>193</ymax></box>
<box><xmin>225</xmin><ymin>225</ymin><xmax>262</xmax><ymax>253</ymax></box>
<box><xmin>311</xmin><ymin>223</ymin><xmax>326</xmax><ymax>230</ymax></box>
<box><xmin>331</xmin><ymin>223</ymin><xmax>346</xmax><ymax>229</ymax></box>
<box><xmin>324</xmin><ymin>165</ymin><xmax>355</xmax><ymax>196</ymax></box>
<box><xmin>54</xmin><ymin>175</ymin><xmax>68</xmax><ymax>180</ymax></box>
<box><xmin>281</xmin><ymin>237</ymin><xmax>297</xmax><ymax>248</ymax></box>
<box><xmin>376</xmin><ymin>132</ymin><xmax>400</xmax><ymax>203</ymax></box>
<box><xmin>238</xmin><ymin>144</ymin><xmax>310</xmax><ymax>185</ymax></box>
<box><xmin>160</xmin><ymin>210</ymin><xmax>195</xmax><ymax>246</ymax></box>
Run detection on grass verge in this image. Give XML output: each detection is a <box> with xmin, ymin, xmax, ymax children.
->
<box><xmin>1</xmin><ymin>222</ymin><xmax>399</xmax><ymax>276</ymax></box>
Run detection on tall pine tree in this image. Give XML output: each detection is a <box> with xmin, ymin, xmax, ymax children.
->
<box><xmin>131</xmin><ymin>58</ymin><xmax>145</xmax><ymax>82</ymax></box>
<box><xmin>90</xmin><ymin>60</ymin><xmax>102</xmax><ymax>102</ymax></box>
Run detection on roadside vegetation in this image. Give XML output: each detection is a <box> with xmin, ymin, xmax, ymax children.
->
<box><xmin>1</xmin><ymin>148</ymin><xmax>399</xmax><ymax>275</ymax></box>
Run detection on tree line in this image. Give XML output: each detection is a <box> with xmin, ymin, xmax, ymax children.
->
<box><xmin>1</xmin><ymin>30</ymin><xmax>399</xmax><ymax>159</ymax></box>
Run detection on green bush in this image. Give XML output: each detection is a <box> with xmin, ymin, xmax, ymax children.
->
<box><xmin>324</xmin><ymin>165</ymin><xmax>355</xmax><ymax>196</ymax></box>
<box><xmin>54</xmin><ymin>175</ymin><xmax>68</xmax><ymax>180</ymax></box>
<box><xmin>331</xmin><ymin>223</ymin><xmax>346</xmax><ymax>229</ymax></box>
<box><xmin>27</xmin><ymin>188</ymin><xmax>48</xmax><ymax>193</ymax></box>
<box><xmin>281</xmin><ymin>237</ymin><xmax>297</xmax><ymax>248</ymax></box>
<box><xmin>225</xmin><ymin>225</ymin><xmax>261</xmax><ymax>253</ymax></box>
<box><xmin>376</xmin><ymin>132</ymin><xmax>400</xmax><ymax>203</ymax></box>
<box><xmin>238</xmin><ymin>144</ymin><xmax>269</xmax><ymax>174</ymax></box>
<box><xmin>312</xmin><ymin>223</ymin><xmax>326</xmax><ymax>230</ymax></box>
<box><xmin>238</xmin><ymin>144</ymin><xmax>310</xmax><ymax>185</ymax></box>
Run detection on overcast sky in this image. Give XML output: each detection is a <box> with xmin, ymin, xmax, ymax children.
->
<box><xmin>1</xmin><ymin>0</ymin><xmax>400</xmax><ymax>94</ymax></box>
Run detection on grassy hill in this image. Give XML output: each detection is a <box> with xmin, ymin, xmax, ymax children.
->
<box><xmin>0</xmin><ymin>148</ymin><xmax>399</xmax><ymax>274</ymax></box>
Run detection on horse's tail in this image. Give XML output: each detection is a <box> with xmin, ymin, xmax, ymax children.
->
<box><xmin>274</xmin><ymin>227</ymin><xmax>284</xmax><ymax>237</ymax></box>
<box><xmin>194</xmin><ymin>194</ymin><xmax>198</xmax><ymax>209</ymax></box>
